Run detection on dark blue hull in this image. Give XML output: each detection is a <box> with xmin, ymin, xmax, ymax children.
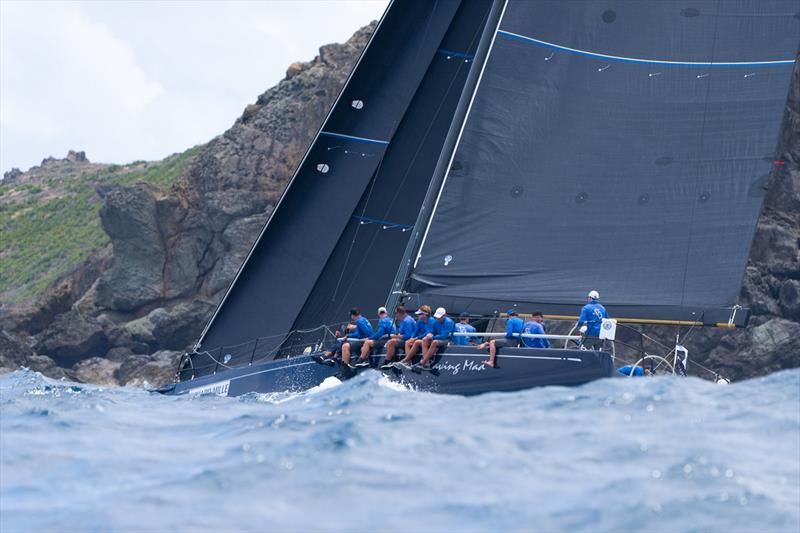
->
<box><xmin>158</xmin><ymin>347</ymin><xmax>614</xmax><ymax>397</ymax></box>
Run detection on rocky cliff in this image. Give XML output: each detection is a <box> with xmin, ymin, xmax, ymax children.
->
<box><xmin>0</xmin><ymin>24</ymin><xmax>797</xmax><ymax>386</ymax></box>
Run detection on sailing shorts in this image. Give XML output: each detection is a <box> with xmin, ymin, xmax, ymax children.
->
<box><xmin>430</xmin><ymin>339</ymin><xmax>450</xmax><ymax>353</ymax></box>
<box><xmin>370</xmin><ymin>337</ymin><xmax>388</xmax><ymax>352</ymax></box>
<box><xmin>493</xmin><ymin>337</ymin><xmax>520</xmax><ymax>349</ymax></box>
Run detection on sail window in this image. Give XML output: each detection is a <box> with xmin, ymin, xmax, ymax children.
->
<box><xmin>351</xmin><ymin>100</ymin><xmax>364</xmax><ymax>110</ymax></box>
<box><xmin>602</xmin><ymin>10</ymin><xmax>616</xmax><ymax>23</ymax></box>
<box><xmin>316</xmin><ymin>163</ymin><xmax>330</xmax><ymax>174</ymax></box>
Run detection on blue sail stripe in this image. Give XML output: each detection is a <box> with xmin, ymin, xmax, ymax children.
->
<box><xmin>497</xmin><ymin>30</ymin><xmax>796</xmax><ymax>67</ymax></box>
<box><xmin>320</xmin><ymin>131</ymin><xmax>390</xmax><ymax>145</ymax></box>
<box><xmin>437</xmin><ymin>48</ymin><xmax>475</xmax><ymax>60</ymax></box>
<box><xmin>352</xmin><ymin>215</ymin><xmax>414</xmax><ymax>229</ymax></box>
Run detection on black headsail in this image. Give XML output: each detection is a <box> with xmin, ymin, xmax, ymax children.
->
<box><xmin>407</xmin><ymin>0</ymin><xmax>799</xmax><ymax>328</ymax></box>
<box><xmin>196</xmin><ymin>0</ymin><xmax>504</xmax><ymax>360</ymax></box>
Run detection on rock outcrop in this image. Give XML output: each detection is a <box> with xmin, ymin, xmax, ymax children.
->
<box><xmin>0</xmin><ymin>24</ymin><xmax>373</xmax><ymax>386</ymax></box>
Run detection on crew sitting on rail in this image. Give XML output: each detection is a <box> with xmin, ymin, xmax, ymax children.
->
<box><xmin>453</xmin><ymin>312</ymin><xmax>477</xmax><ymax>346</ymax></box>
<box><xmin>617</xmin><ymin>365</ymin><xmax>652</xmax><ymax>377</ymax></box>
<box><xmin>522</xmin><ymin>311</ymin><xmax>550</xmax><ymax>349</ymax></box>
<box><xmin>392</xmin><ymin>305</ymin><xmax>433</xmax><ymax>369</ymax></box>
<box><xmin>380</xmin><ymin>306</ymin><xmax>416</xmax><ymax>369</ymax></box>
<box><xmin>355</xmin><ymin>306</ymin><xmax>396</xmax><ymax>367</ymax></box>
<box><xmin>319</xmin><ymin>307</ymin><xmax>374</xmax><ymax>367</ymax></box>
<box><xmin>479</xmin><ymin>309</ymin><xmax>524</xmax><ymax>368</ymax></box>
<box><xmin>405</xmin><ymin>307</ymin><xmax>454</xmax><ymax>371</ymax></box>
<box><xmin>578</xmin><ymin>290</ymin><xmax>609</xmax><ymax>350</ymax></box>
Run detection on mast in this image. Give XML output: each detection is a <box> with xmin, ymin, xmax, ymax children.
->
<box><xmin>386</xmin><ymin>0</ymin><xmax>508</xmax><ymax>312</ymax></box>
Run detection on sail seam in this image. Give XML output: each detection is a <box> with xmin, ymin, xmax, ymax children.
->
<box><xmin>414</xmin><ymin>0</ymin><xmax>510</xmax><ymax>269</ymax></box>
<box><xmin>496</xmin><ymin>30</ymin><xmax>796</xmax><ymax>66</ymax></box>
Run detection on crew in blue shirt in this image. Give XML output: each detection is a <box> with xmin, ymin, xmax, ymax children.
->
<box><xmin>381</xmin><ymin>306</ymin><xmax>416</xmax><ymax>368</ymax></box>
<box><xmin>578</xmin><ymin>290</ymin><xmax>609</xmax><ymax>349</ymax></box>
<box><xmin>522</xmin><ymin>311</ymin><xmax>550</xmax><ymax>349</ymax></box>
<box><xmin>416</xmin><ymin>307</ymin><xmax>455</xmax><ymax>370</ymax></box>
<box><xmin>356</xmin><ymin>306</ymin><xmax>396</xmax><ymax>367</ymax></box>
<box><xmin>480</xmin><ymin>309</ymin><xmax>524</xmax><ymax>368</ymax></box>
<box><xmin>453</xmin><ymin>312</ymin><xmax>477</xmax><ymax>346</ymax></box>
<box><xmin>394</xmin><ymin>305</ymin><xmax>433</xmax><ymax>369</ymax></box>
<box><xmin>319</xmin><ymin>308</ymin><xmax>374</xmax><ymax>368</ymax></box>
<box><xmin>617</xmin><ymin>365</ymin><xmax>651</xmax><ymax>377</ymax></box>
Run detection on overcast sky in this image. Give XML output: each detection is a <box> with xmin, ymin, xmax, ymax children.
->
<box><xmin>0</xmin><ymin>0</ymin><xmax>388</xmax><ymax>174</ymax></box>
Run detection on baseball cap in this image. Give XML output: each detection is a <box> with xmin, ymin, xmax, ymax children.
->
<box><xmin>377</xmin><ymin>306</ymin><xmax>388</xmax><ymax>314</ymax></box>
<box><xmin>433</xmin><ymin>307</ymin><xmax>446</xmax><ymax>319</ymax></box>
<box><xmin>588</xmin><ymin>290</ymin><xmax>600</xmax><ymax>300</ymax></box>
<box><xmin>506</xmin><ymin>308</ymin><xmax>517</xmax><ymax>315</ymax></box>
<box><xmin>350</xmin><ymin>307</ymin><xmax>360</xmax><ymax>316</ymax></box>
<box><xmin>415</xmin><ymin>305</ymin><xmax>432</xmax><ymax>316</ymax></box>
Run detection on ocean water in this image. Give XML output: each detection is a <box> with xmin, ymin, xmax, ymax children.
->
<box><xmin>1</xmin><ymin>368</ymin><xmax>798</xmax><ymax>532</ymax></box>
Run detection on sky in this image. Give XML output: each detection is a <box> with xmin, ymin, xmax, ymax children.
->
<box><xmin>0</xmin><ymin>0</ymin><xmax>389</xmax><ymax>174</ymax></box>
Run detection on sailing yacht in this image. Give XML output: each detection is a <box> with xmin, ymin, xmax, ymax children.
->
<box><xmin>158</xmin><ymin>0</ymin><xmax>799</xmax><ymax>397</ymax></box>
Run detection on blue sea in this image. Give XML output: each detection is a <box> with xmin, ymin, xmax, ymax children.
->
<box><xmin>1</xmin><ymin>368</ymin><xmax>798</xmax><ymax>532</ymax></box>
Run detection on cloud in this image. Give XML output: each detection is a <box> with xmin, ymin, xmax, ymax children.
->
<box><xmin>0</xmin><ymin>0</ymin><xmax>387</xmax><ymax>173</ymax></box>
<box><xmin>1</xmin><ymin>1</ymin><xmax>165</xmax><ymax>170</ymax></box>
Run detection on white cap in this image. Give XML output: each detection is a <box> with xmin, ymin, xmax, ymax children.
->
<box><xmin>377</xmin><ymin>306</ymin><xmax>388</xmax><ymax>314</ymax></box>
<box><xmin>433</xmin><ymin>307</ymin><xmax>446</xmax><ymax>319</ymax></box>
<box><xmin>588</xmin><ymin>290</ymin><xmax>600</xmax><ymax>300</ymax></box>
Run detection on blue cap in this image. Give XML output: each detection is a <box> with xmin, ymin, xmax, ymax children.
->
<box><xmin>507</xmin><ymin>308</ymin><xmax>517</xmax><ymax>315</ymax></box>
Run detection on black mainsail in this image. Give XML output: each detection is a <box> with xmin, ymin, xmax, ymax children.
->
<box><xmin>407</xmin><ymin>0</ymin><xmax>799</xmax><ymax>328</ymax></box>
<box><xmin>193</xmin><ymin>0</ymin><xmax>798</xmax><ymax>367</ymax></box>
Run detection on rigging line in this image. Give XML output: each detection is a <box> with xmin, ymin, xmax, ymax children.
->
<box><xmin>329</xmin><ymin>154</ymin><xmax>388</xmax><ymax>303</ymax></box>
<box><xmin>333</xmin><ymin>9</ymin><xmax>494</xmax><ymax>307</ymax></box>
<box><xmin>375</xmin><ymin>7</ymin><xmax>491</xmax><ymax>224</ymax></box>
<box><xmin>679</xmin><ymin>0</ymin><xmax>722</xmax><ymax>307</ymax></box>
<box><xmin>324</xmin><ymin>0</ymin><xmax>443</xmax><ymax>308</ymax></box>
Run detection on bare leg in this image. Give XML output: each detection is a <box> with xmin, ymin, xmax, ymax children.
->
<box><xmin>359</xmin><ymin>340</ymin><xmax>373</xmax><ymax>361</ymax></box>
<box><xmin>342</xmin><ymin>342</ymin><xmax>352</xmax><ymax>365</ymax></box>
<box><xmin>384</xmin><ymin>339</ymin><xmax>398</xmax><ymax>362</ymax></box>
<box><xmin>482</xmin><ymin>340</ymin><xmax>497</xmax><ymax>367</ymax></box>
<box><xmin>420</xmin><ymin>340</ymin><xmax>439</xmax><ymax>367</ymax></box>
<box><xmin>400</xmin><ymin>340</ymin><xmax>422</xmax><ymax>364</ymax></box>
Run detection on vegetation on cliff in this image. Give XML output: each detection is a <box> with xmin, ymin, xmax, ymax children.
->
<box><xmin>0</xmin><ymin>146</ymin><xmax>202</xmax><ymax>303</ymax></box>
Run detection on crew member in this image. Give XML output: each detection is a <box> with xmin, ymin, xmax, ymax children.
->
<box><xmin>416</xmin><ymin>307</ymin><xmax>455</xmax><ymax>370</ymax></box>
<box><xmin>578</xmin><ymin>290</ymin><xmax>608</xmax><ymax>349</ymax></box>
<box><xmin>522</xmin><ymin>311</ymin><xmax>550</xmax><ymax>349</ymax></box>
<box><xmin>381</xmin><ymin>306</ymin><xmax>416</xmax><ymax>369</ymax></box>
<box><xmin>452</xmin><ymin>312</ymin><xmax>476</xmax><ymax>346</ymax></box>
<box><xmin>480</xmin><ymin>309</ymin><xmax>523</xmax><ymax>368</ymax></box>
<box><xmin>617</xmin><ymin>365</ymin><xmax>652</xmax><ymax>377</ymax></box>
<box><xmin>356</xmin><ymin>306</ymin><xmax>395</xmax><ymax>367</ymax></box>
<box><xmin>319</xmin><ymin>308</ymin><xmax>373</xmax><ymax>368</ymax></box>
<box><xmin>394</xmin><ymin>305</ymin><xmax>433</xmax><ymax>369</ymax></box>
